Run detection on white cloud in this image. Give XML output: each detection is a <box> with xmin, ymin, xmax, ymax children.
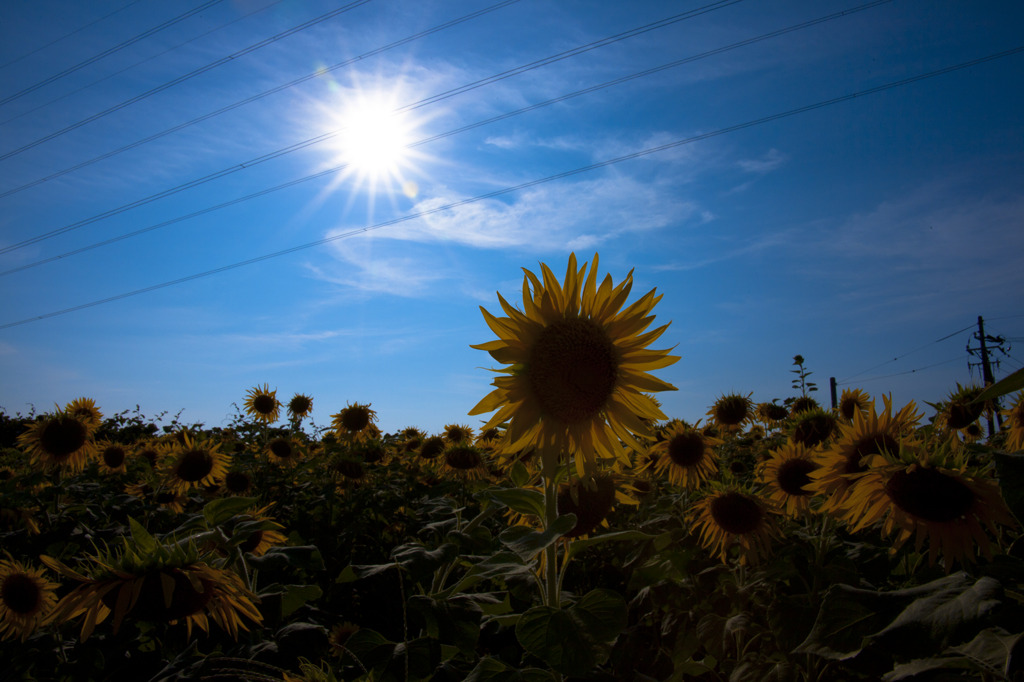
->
<box><xmin>737</xmin><ymin>148</ymin><xmax>787</xmax><ymax>174</ymax></box>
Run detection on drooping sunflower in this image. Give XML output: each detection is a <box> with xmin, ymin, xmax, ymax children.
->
<box><xmin>838</xmin><ymin>388</ymin><xmax>871</xmax><ymax>422</ymax></box>
<box><xmin>287</xmin><ymin>393</ymin><xmax>314</xmax><ymax>420</ymax></box>
<box><xmin>691</xmin><ymin>485</ymin><xmax>781</xmax><ymax>566</ymax></box>
<box><xmin>837</xmin><ymin>441</ymin><xmax>1016</xmax><ymax>567</ymax></box>
<box><xmin>0</xmin><ymin>559</ymin><xmax>59</xmax><ymax>642</ymax></box>
<box><xmin>418</xmin><ymin>435</ymin><xmax>446</xmax><ymax>461</ymax></box>
<box><xmin>133</xmin><ymin>439</ymin><xmax>163</xmax><ymax>467</ymax></box>
<box><xmin>556</xmin><ymin>474</ymin><xmax>633</xmax><ymax>537</ymax></box>
<box><xmin>17</xmin><ymin>409</ymin><xmax>96</xmax><ymax>472</ymax></box>
<box><xmin>469</xmin><ymin>253</ymin><xmax>678</xmax><ymax>477</ymax></box>
<box><xmin>790</xmin><ymin>407</ymin><xmax>838</xmax><ymax>448</ymax></box>
<box><xmin>651</xmin><ymin>422</ymin><xmax>721</xmax><ymax>489</ymax></box>
<box><xmin>789</xmin><ymin>395</ymin><xmax>820</xmax><ymax>415</ymax></box>
<box><xmin>331</xmin><ymin>402</ymin><xmax>378</xmax><ymax>441</ymax></box>
<box><xmin>96</xmin><ymin>440</ymin><xmax>129</xmax><ymax>474</ymax></box>
<box><xmin>65</xmin><ymin>397</ymin><xmax>103</xmax><ymax>431</ymax></box>
<box><xmin>42</xmin><ymin>522</ymin><xmax>261</xmax><ymax>640</ymax></box>
<box><xmin>1002</xmin><ymin>392</ymin><xmax>1024</xmax><ymax>452</ymax></box>
<box><xmin>235</xmin><ymin>505</ymin><xmax>289</xmax><ymax>557</ymax></box>
<box><xmin>707</xmin><ymin>393</ymin><xmax>753</xmax><ymax>432</ymax></box>
<box><xmin>807</xmin><ymin>396</ymin><xmax>922</xmax><ymax>515</ymax></box>
<box><xmin>163</xmin><ymin>433</ymin><xmax>231</xmax><ymax>492</ymax></box>
<box><xmin>244</xmin><ymin>384</ymin><xmax>280</xmax><ymax>424</ymax></box>
<box><xmin>759</xmin><ymin>440</ymin><xmax>820</xmax><ymax>518</ymax></box>
<box><xmin>935</xmin><ymin>384</ymin><xmax>986</xmax><ymax>433</ymax></box>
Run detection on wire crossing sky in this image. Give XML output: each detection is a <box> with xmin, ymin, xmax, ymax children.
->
<box><xmin>0</xmin><ymin>0</ymin><xmax>1022</xmax><ymax>434</ymax></box>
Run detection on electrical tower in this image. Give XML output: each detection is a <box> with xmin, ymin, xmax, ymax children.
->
<box><xmin>966</xmin><ymin>315</ymin><xmax>1009</xmax><ymax>434</ymax></box>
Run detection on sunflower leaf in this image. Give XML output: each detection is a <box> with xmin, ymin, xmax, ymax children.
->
<box><xmin>973</xmin><ymin>367</ymin><xmax>1024</xmax><ymax>403</ymax></box>
<box><xmin>566</xmin><ymin>530</ymin><xmax>655</xmax><ymax>560</ymax></box>
<box><xmin>128</xmin><ymin>517</ymin><xmax>160</xmax><ymax>557</ymax></box>
<box><xmin>202</xmin><ymin>496</ymin><xmax>258</xmax><ymax>528</ymax></box>
<box><xmin>476</xmin><ymin>486</ymin><xmax>546</xmax><ymax>518</ymax></box>
<box><xmin>280</xmin><ymin>584</ymin><xmax>323</xmax><ymax>617</ymax></box>
<box><xmin>883</xmin><ymin>628</ymin><xmax>1024</xmax><ymax>681</ymax></box>
<box><xmin>499</xmin><ymin>514</ymin><xmax>577</xmax><ymax>561</ymax></box>
<box><xmin>465</xmin><ymin>656</ymin><xmax>559</xmax><ymax>681</ymax></box>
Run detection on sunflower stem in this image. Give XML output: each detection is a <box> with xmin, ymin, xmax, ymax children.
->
<box><xmin>542</xmin><ymin>472</ymin><xmax>560</xmax><ymax>608</ymax></box>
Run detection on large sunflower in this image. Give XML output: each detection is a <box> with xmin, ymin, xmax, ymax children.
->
<box><xmin>469</xmin><ymin>253</ymin><xmax>678</xmax><ymax>477</ymax></box>
<box><xmin>837</xmin><ymin>442</ymin><xmax>1016</xmax><ymax>567</ymax></box>
<box><xmin>287</xmin><ymin>393</ymin><xmax>314</xmax><ymax>420</ymax></box>
<box><xmin>838</xmin><ymin>388</ymin><xmax>871</xmax><ymax>422</ymax></box>
<box><xmin>1000</xmin><ymin>391</ymin><xmax>1024</xmax><ymax>453</ymax></box>
<box><xmin>691</xmin><ymin>485</ymin><xmax>780</xmax><ymax>566</ymax></box>
<box><xmin>0</xmin><ymin>559</ymin><xmax>59</xmax><ymax>642</ymax></box>
<box><xmin>331</xmin><ymin>402</ymin><xmax>378</xmax><ymax>442</ymax></box>
<box><xmin>162</xmin><ymin>433</ymin><xmax>231</xmax><ymax>492</ymax></box>
<box><xmin>807</xmin><ymin>396</ymin><xmax>921</xmax><ymax>514</ymax></box>
<box><xmin>244</xmin><ymin>384</ymin><xmax>280</xmax><ymax>424</ymax></box>
<box><xmin>651</xmin><ymin>421</ymin><xmax>720</xmax><ymax>489</ymax></box>
<box><xmin>759</xmin><ymin>439</ymin><xmax>819</xmax><ymax>518</ymax></box>
<box><xmin>707</xmin><ymin>393</ymin><xmax>752</xmax><ymax>432</ymax></box>
<box><xmin>17</xmin><ymin>409</ymin><xmax>96</xmax><ymax>472</ymax></box>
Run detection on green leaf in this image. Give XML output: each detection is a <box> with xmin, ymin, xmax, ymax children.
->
<box><xmin>202</xmin><ymin>496</ymin><xmax>258</xmax><ymax>527</ymax></box>
<box><xmin>569</xmin><ymin>588</ymin><xmax>628</xmax><ymax>643</ymax></box>
<box><xmin>465</xmin><ymin>656</ymin><xmax>558</xmax><ymax>681</ymax></box>
<box><xmin>993</xmin><ymin>452</ymin><xmax>1024</xmax><ymax>524</ymax></box>
<box><xmin>409</xmin><ymin>594</ymin><xmax>483</xmax><ymax>655</ymax></box>
<box><xmin>884</xmin><ymin>628</ymin><xmax>1024</xmax><ymax>681</ymax></box>
<box><xmin>476</xmin><ymin>486</ymin><xmax>546</xmax><ymax>518</ymax></box>
<box><xmin>974</xmin><ymin>367</ymin><xmax>1024</xmax><ymax>403</ymax></box>
<box><xmin>516</xmin><ymin>606</ymin><xmax>595</xmax><ymax>675</ymax></box>
<box><xmin>391</xmin><ymin>542</ymin><xmax>460</xmax><ymax>578</ymax></box>
<box><xmin>509</xmin><ymin>461</ymin><xmax>533</xmax><ymax>489</ymax></box>
<box><xmin>499</xmin><ymin>514</ymin><xmax>577</xmax><ymax>561</ymax></box>
<box><xmin>246</xmin><ymin>545</ymin><xmax>324</xmax><ymax>572</ymax></box>
<box><xmin>281</xmin><ymin>584</ymin><xmax>323</xmax><ymax>617</ymax></box>
<box><xmin>434</xmin><ymin>550</ymin><xmax>536</xmax><ymax>600</ymax></box>
<box><xmin>566</xmin><ymin>530</ymin><xmax>654</xmax><ymax>560</ymax></box>
<box><xmin>128</xmin><ymin>517</ymin><xmax>159</xmax><ymax>556</ymax></box>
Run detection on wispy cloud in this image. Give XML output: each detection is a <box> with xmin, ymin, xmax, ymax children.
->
<box><xmin>737</xmin><ymin>148</ymin><xmax>787</xmax><ymax>174</ymax></box>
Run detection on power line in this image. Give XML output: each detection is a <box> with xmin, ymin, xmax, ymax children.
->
<box><xmin>0</xmin><ymin>0</ymin><xmax>228</xmax><ymax>107</ymax></box>
<box><xmin>0</xmin><ymin>0</ymin><xmax>146</xmax><ymax>70</ymax></box>
<box><xmin>845</xmin><ymin>357</ymin><xmax>964</xmax><ymax>385</ymax></box>
<box><xmin>3</xmin><ymin>43</ymin><xmax>1022</xmax><ymax>330</ymax></box>
<box><xmin>0</xmin><ymin>0</ymin><xmax>290</xmax><ymax>128</ymax></box>
<box><xmin>838</xmin><ymin>323</ymin><xmax>976</xmax><ymax>383</ymax></box>
<box><xmin>0</xmin><ymin>0</ymin><xmax>375</xmax><ymax>162</ymax></box>
<box><xmin>0</xmin><ymin>0</ymin><xmax>897</xmax><ymax>277</ymax></box>
<box><xmin>0</xmin><ymin>0</ymin><xmax>524</xmax><ymax>196</ymax></box>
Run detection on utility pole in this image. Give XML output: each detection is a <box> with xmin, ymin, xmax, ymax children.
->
<box><xmin>968</xmin><ymin>315</ymin><xmax>1006</xmax><ymax>435</ymax></box>
<box><xmin>829</xmin><ymin>377</ymin><xmax>837</xmax><ymax>410</ymax></box>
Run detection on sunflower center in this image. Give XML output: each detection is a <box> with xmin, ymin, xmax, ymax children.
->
<box><xmin>526</xmin><ymin>318</ymin><xmax>618</xmax><ymax>425</ymax></box>
<box><xmin>947</xmin><ymin>401</ymin><xmax>983</xmax><ymax>430</ymax></box>
<box><xmin>240</xmin><ymin>531</ymin><xmax>265</xmax><ymax>554</ymax></box>
<box><xmin>419</xmin><ymin>437</ymin><xmax>445</xmax><ymax>460</ymax></box>
<box><xmin>667</xmin><ymin>431</ymin><xmax>706</xmax><ymax>467</ymax></box>
<box><xmin>102</xmin><ymin>445</ymin><xmax>127</xmax><ymax>469</ymax></box>
<box><xmin>777</xmin><ymin>459</ymin><xmax>817</xmax><ymax>496</ymax></box>
<box><xmin>884</xmin><ymin>467</ymin><xmax>975</xmax><ymax>522</ymax></box>
<box><xmin>39</xmin><ymin>416</ymin><xmax>88</xmax><ymax>459</ymax></box>
<box><xmin>793</xmin><ymin>413</ymin><xmax>836</xmax><ymax>447</ymax></box>
<box><xmin>709</xmin><ymin>492</ymin><xmax>763</xmax><ymax>534</ymax></box>
<box><xmin>269</xmin><ymin>438</ymin><xmax>293</xmax><ymax>459</ymax></box>
<box><xmin>252</xmin><ymin>394</ymin><xmax>277</xmax><ymax>416</ymax></box>
<box><xmin>289</xmin><ymin>396</ymin><xmax>313</xmax><ymax>414</ymax></box>
<box><xmin>177</xmin><ymin>449</ymin><xmax>214</xmax><ymax>482</ymax></box>
<box><xmin>2</xmin><ymin>573</ymin><xmax>41</xmax><ymax>614</ymax></box>
<box><xmin>224</xmin><ymin>471</ymin><xmax>251</xmax><ymax>493</ymax></box>
<box><xmin>334</xmin><ymin>459</ymin><xmax>365</xmax><ymax>480</ymax></box>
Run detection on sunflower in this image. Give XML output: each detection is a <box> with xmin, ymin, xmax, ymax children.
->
<box><xmin>441</xmin><ymin>444</ymin><xmax>489</xmax><ymax>481</ymax></box>
<box><xmin>96</xmin><ymin>440</ymin><xmax>129</xmax><ymax>474</ymax></box>
<box><xmin>790</xmin><ymin>407</ymin><xmax>838</xmax><ymax>448</ymax></box>
<box><xmin>838</xmin><ymin>388</ymin><xmax>871</xmax><ymax>422</ymax></box>
<box><xmin>133</xmin><ymin>439</ymin><xmax>162</xmax><ymax>467</ymax></box>
<box><xmin>789</xmin><ymin>396</ymin><xmax>820</xmax><ymax>415</ymax></box>
<box><xmin>331</xmin><ymin>403</ymin><xmax>378</xmax><ymax>441</ymax></box>
<box><xmin>244</xmin><ymin>384</ymin><xmax>280</xmax><ymax>424</ymax></box>
<box><xmin>287</xmin><ymin>393</ymin><xmax>314</xmax><ymax>420</ymax></box>
<box><xmin>651</xmin><ymin>422</ymin><xmax>720</xmax><ymax>489</ymax></box>
<box><xmin>0</xmin><ymin>559</ymin><xmax>59</xmax><ymax>641</ymax></box>
<box><xmin>1002</xmin><ymin>392</ymin><xmax>1024</xmax><ymax>452</ymax></box>
<box><xmin>837</xmin><ymin>442</ymin><xmax>1016</xmax><ymax>567</ymax></box>
<box><xmin>235</xmin><ymin>505</ymin><xmax>288</xmax><ymax>557</ymax></box>
<box><xmin>556</xmin><ymin>474</ymin><xmax>623</xmax><ymax>537</ymax></box>
<box><xmin>691</xmin><ymin>485</ymin><xmax>780</xmax><ymax>566</ymax></box>
<box><xmin>163</xmin><ymin>433</ymin><xmax>231</xmax><ymax>492</ymax></box>
<box><xmin>756</xmin><ymin>402</ymin><xmax>789</xmax><ymax>428</ymax></box>
<box><xmin>707</xmin><ymin>393</ymin><xmax>752</xmax><ymax>431</ymax></box>
<box><xmin>41</xmin><ymin>525</ymin><xmax>261</xmax><ymax>640</ymax></box>
<box><xmin>17</xmin><ymin>409</ymin><xmax>96</xmax><ymax>472</ymax></box>
<box><xmin>154</xmin><ymin>489</ymin><xmax>187</xmax><ymax>514</ymax></box>
<box><xmin>223</xmin><ymin>470</ymin><xmax>253</xmax><ymax>495</ymax></box>
<box><xmin>469</xmin><ymin>253</ymin><xmax>678</xmax><ymax>478</ymax></box>
<box><xmin>418</xmin><ymin>435</ymin><xmax>446</xmax><ymax>461</ymax></box>
<box><xmin>265</xmin><ymin>436</ymin><xmax>303</xmax><ymax>465</ymax></box>
<box><xmin>444</xmin><ymin>423</ymin><xmax>475</xmax><ymax>444</ymax></box>
<box><xmin>936</xmin><ymin>384</ymin><xmax>986</xmax><ymax>432</ymax></box>
<box><xmin>65</xmin><ymin>397</ymin><xmax>103</xmax><ymax>431</ymax></box>
<box><xmin>328</xmin><ymin>622</ymin><xmax>361</xmax><ymax>658</ymax></box>
<box><xmin>759</xmin><ymin>440</ymin><xmax>820</xmax><ymax>518</ymax></box>
<box><xmin>807</xmin><ymin>397</ymin><xmax>921</xmax><ymax>514</ymax></box>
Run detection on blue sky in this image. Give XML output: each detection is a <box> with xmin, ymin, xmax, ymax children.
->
<box><xmin>1</xmin><ymin>0</ymin><xmax>1022</xmax><ymax>435</ymax></box>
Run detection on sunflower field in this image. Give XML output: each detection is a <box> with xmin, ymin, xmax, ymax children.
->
<box><xmin>3</xmin><ymin>254</ymin><xmax>1024</xmax><ymax>682</ymax></box>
